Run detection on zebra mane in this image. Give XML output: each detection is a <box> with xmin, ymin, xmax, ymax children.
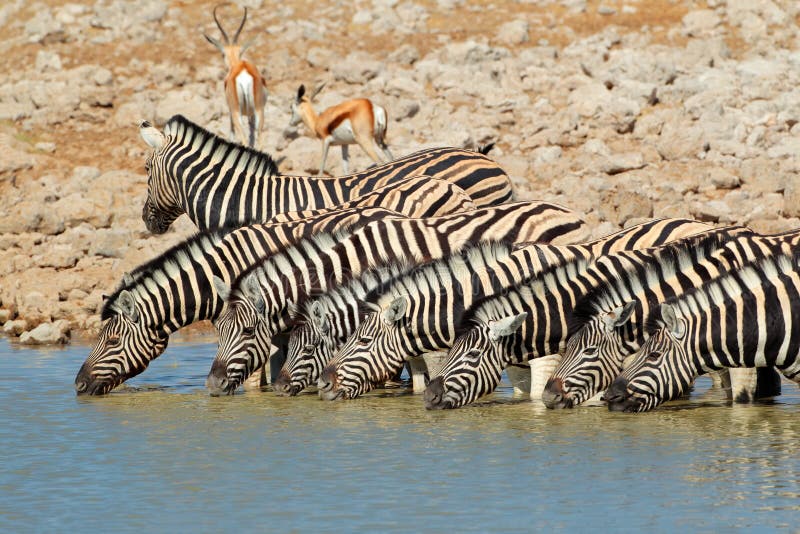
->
<box><xmin>289</xmin><ymin>263</ymin><xmax>412</xmax><ymax>325</ymax></box>
<box><xmin>228</xmin><ymin>229</ymin><xmax>353</xmax><ymax>302</ymax></box>
<box><xmin>363</xmin><ymin>240</ymin><xmax>516</xmax><ymax>309</ymax></box>
<box><xmin>455</xmin><ymin>255</ymin><xmax>592</xmax><ymax>337</ymax></box>
<box><xmin>567</xmin><ymin>230</ymin><xmax>738</xmax><ymax>336</ymax></box>
<box><xmin>101</xmin><ymin>229</ymin><xmax>230</xmax><ymax>320</ymax></box>
<box><xmin>644</xmin><ymin>253</ymin><xmax>798</xmax><ymax>334</ymax></box>
<box><xmin>164</xmin><ymin>114</ymin><xmax>280</xmax><ymax>177</ymax></box>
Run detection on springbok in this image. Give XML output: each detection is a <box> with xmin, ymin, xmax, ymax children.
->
<box><xmin>290</xmin><ymin>84</ymin><xmax>394</xmax><ymax>175</ymax></box>
<box><xmin>204</xmin><ymin>3</ymin><xmax>267</xmax><ymax>148</ymax></box>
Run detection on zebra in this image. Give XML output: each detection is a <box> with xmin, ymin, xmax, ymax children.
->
<box><xmin>605</xmin><ymin>253</ymin><xmax>800</xmax><ymax>413</ymax></box>
<box><xmin>138</xmin><ymin>115</ymin><xmax>511</xmax><ymax>233</ymax></box>
<box><xmin>73</xmin><ymin>202</ymin><xmax>425</xmax><ymax>396</ymax></box>
<box><xmin>274</xmin><ymin>264</ymin><xmax>410</xmax><ymax>396</ymax></box>
<box><xmin>423</xmin><ymin>227</ymin><xmax>761</xmax><ymax>410</ymax></box>
<box><xmin>543</xmin><ymin>228</ymin><xmax>800</xmax><ymax>409</ymax></box>
<box><xmin>315</xmin><ymin>219</ymin><xmax>716</xmax><ymax>401</ymax></box>
<box><xmin>205</xmin><ymin>201</ymin><xmax>589</xmax><ymax>395</ymax></box>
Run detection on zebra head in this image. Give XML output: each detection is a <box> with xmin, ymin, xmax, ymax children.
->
<box><xmin>317</xmin><ymin>298</ymin><xmax>409</xmax><ymax>401</ymax></box>
<box><xmin>139</xmin><ymin>120</ymin><xmax>183</xmax><ymax>234</ymax></box>
<box><xmin>543</xmin><ymin>302</ymin><xmax>637</xmax><ymax>409</ymax></box>
<box><xmin>605</xmin><ymin>304</ymin><xmax>691</xmax><ymax>413</ymax></box>
<box><xmin>207</xmin><ymin>273</ymin><xmax>271</xmax><ymax>396</ymax></box>
<box><xmin>75</xmin><ymin>289</ymin><xmax>169</xmax><ymax>395</ymax></box>
<box><xmin>425</xmin><ymin>313</ymin><xmax>527</xmax><ymax>410</ymax></box>
<box><xmin>275</xmin><ymin>301</ymin><xmax>335</xmax><ymax>396</ymax></box>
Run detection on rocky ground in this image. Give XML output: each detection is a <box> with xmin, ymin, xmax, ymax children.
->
<box><xmin>1</xmin><ymin>0</ymin><xmax>799</xmax><ymax>344</ymax></box>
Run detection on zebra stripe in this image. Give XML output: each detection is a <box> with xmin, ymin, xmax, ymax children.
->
<box><xmin>424</xmin><ymin>226</ymin><xmax>756</xmax><ymax>410</ymax></box>
<box><xmin>318</xmin><ymin>218</ymin><xmax>715</xmax><ymax>401</ymax></box>
<box><xmin>605</xmin><ymin>253</ymin><xmax>800</xmax><ymax>413</ymax></box>
<box><xmin>206</xmin><ymin>201</ymin><xmax>588</xmax><ymax>395</ymax></box>
<box><xmin>73</xmin><ymin>204</ymin><xmax>418</xmax><ymax>395</ymax></box>
<box><xmin>544</xmin><ymin>228</ymin><xmax>800</xmax><ymax>409</ymax></box>
<box><xmin>141</xmin><ymin>115</ymin><xmax>511</xmax><ymax>233</ymax></box>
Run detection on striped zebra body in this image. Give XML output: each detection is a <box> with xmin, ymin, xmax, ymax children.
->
<box><xmin>605</xmin><ymin>254</ymin><xmax>800</xmax><ymax>413</ymax></box>
<box><xmin>423</xmin><ymin>227</ymin><xmax>761</xmax><ymax>410</ymax></box>
<box><xmin>73</xmin><ymin>204</ymin><xmax>414</xmax><ymax>395</ymax></box>
<box><xmin>140</xmin><ymin>115</ymin><xmax>510</xmax><ymax>233</ymax></box>
<box><xmin>316</xmin><ymin>219</ymin><xmax>716</xmax><ymax>401</ymax></box>
<box><xmin>206</xmin><ymin>201</ymin><xmax>589</xmax><ymax>395</ymax></box>
<box><xmin>543</xmin><ymin>229</ymin><xmax>800</xmax><ymax>409</ymax></box>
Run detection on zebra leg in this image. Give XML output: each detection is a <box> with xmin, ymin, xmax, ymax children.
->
<box><xmin>505</xmin><ymin>365</ymin><xmax>531</xmax><ymax>395</ymax></box>
<box><xmin>340</xmin><ymin>144</ymin><xmax>350</xmax><ymax>175</ymax></box>
<box><xmin>530</xmin><ymin>354</ymin><xmax>562</xmax><ymax>403</ymax></box>
<box><xmin>754</xmin><ymin>367</ymin><xmax>781</xmax><ymax>399</ymax></box>
<box><xmin>729</xmin><ymin>368</ymin><xmax>758</xmax><ymax>402</ymax></box>
<box><xmin>269</xmin><ymin>333</ymin><xmax>290</xmax><ymax>385</ymax></box>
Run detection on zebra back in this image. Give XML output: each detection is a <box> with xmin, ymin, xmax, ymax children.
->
<box><xmin>609</xmin><ymin>253</ymin><xmax>800</xmax><ymax>412</ymax></box>
<box><xmin>141</xmin><ymin>115</ymin><xmax>510</xmax><ymax>233</ymax></box>
<box><xmin>264</xmin><ymin>176</ymin><xmax>475</xmax><ymax>222</ymax></box>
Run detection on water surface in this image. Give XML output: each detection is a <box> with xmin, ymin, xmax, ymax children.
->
<box><xmin>1</xmin><ymin>337</ymin><xmax>798</xmax><ymax>531</ymax></box>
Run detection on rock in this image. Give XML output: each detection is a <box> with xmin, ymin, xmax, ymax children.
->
<box><xmin>707</xmin><ymin>168</ymin><xmax>741</xmax><ymax>189</ymax></box>
<box><xmin>656</xmin><ymin>119</ymin><xmax>704</xmax><ymax>160</ymax></box>
<box><xmin>89</xmin><ymin>229</ymin><xmax>134</xmax><ymax>258</ymax></box>
<box><xmin>532</xmin><ymin>146</ymin><xmax>562</xmax><ymax>166</ymax></box>
<box><xmin>783</xmin><ymin>180</ymin><xmax>800</xmax><ymax>218</ymax></box>
<box><xmin>331</xmin><ymin>52</ymin><xmax>383</xmax><ymax>84</ymax></box>
<box><xmin>3</xmin><ymin>319</ymin><xmax>27</xmax><ymax>336</ymax></box>
<box><xmin>600</xmin><ymin>152</ymin><xmax>646</xmax><ymax>175</ymax></box>
<box><xmin>682</xmin><ymin>9</ymin><xmax>721</xmax><ymax>36</ymax></box>
<box><xmin>497</xmin><ymin>20</ymin><xmax>529</xmax><ymax>45</ymax></box>
<box><xmin>767</xmin><ymin>137</ymin><xmax>800</xmax><ymax>159</ymax></box>
<box><xmin>691</xmin><ymin>200</ymin><xmax>734</xmax><ymax>223</ymax></box>
<box><xmin>35</xmin><ymin>142</ymin><xmax>56</xmax><ymax>153</ymax></box>
<box><xmin>35</xmin><ymin>50</ymin><xmax>62</xmax><ymax>72</ymax></box>
<box><xmin>19</xmin><ymin>320</ymin><xmax>71</xmax><ymax>345</ymax></box>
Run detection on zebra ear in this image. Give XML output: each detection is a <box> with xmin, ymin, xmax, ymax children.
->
<box><xmin>488</xmin><ymin>312</ymin><xmax>527</xmax><ymax>341</ymax></box>
<box><xmin>602</xmin><ymin>302</ymin><xmax>636</xmax><ymax>332</ymax></box>
<box><xmin>309</xmin><ymin>301</ymin><xmax>329</xmax><ymax>333</ymax></box>
<box><xmin>660</xmin><ymin>303</ymin><xmax>685</xmax><ymax>339</ymax></box>
<box><xmin>381</xmin><ymin>297</ymin><xmax>407</xmax><ymax>325</ymax></box>
<box><xmin>212</xmin><ymin>275</ymin><xmax>231</xmax><ymax>302</ymax></box>
<box><xmin>115</xmin><ymin>290</ymin><xmax>139</xmax><ymax>323</ymax></box>
<box><xmin>242</xmin><ymin>273</ymin><xmax>265</xmax><ymax>314</ymax></box>
<box><xmin>139</xmin><ymin>120</ymin><xmax>166</xmax><ymax>149</ymax></box>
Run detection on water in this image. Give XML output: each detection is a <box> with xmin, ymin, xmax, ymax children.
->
<box><xmin>1</xmin><ymin>337</ymin><xmax>799</xmax><ymax>532</ymax></box>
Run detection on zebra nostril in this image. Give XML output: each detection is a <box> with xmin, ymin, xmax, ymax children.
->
<box><xmin>75</xmin><ymin>381</ymin><xmax>88</xmax><ymax>393</ymax></box>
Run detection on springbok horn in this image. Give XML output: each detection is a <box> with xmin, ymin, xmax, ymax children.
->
<box><xmin>212</xmin><ymin>4</ymin><xmax>230</xmax><ymax>44</ymax></box>
<box><xmin>232</xmin><ymin>7</ymin><xmax>248</xmax><ymax>44</ymax></box>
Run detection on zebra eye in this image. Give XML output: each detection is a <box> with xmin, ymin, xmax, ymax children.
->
<box><xmin>242</xmin><ymin>326</ymin><xmax>256</xmax><ymax>337</ymax></box>
<box><xmin>464</xmin><ymin>349</ymin><xmax>482</xmax><ymax>364</ymax></box>
<box><xmin>583</xmin><ymin>347</ymin><xmax>597</xmax><ymax>356</ymax></box>
<box><xmin>646</xmin><ymin>351</ymin><xmax>662</xmax><ymax>362</ymax></box>
<box><xmin>358</xmin><ymin>336</ymin><xmax>373</xmax><ymax>346</ymax></box>
<box><xmin>303</xmin><ymin>344</ymin><xmax>316</xmax><ymax>353</ymax></box>
<box><xmin>106</xmin><ymin>336</ymin><xmax>120</xmax><ymax>347</ymax></box>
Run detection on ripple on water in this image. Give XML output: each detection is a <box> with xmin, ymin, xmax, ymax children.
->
<box><xmin>1</xmin><ymin>338</ymin><xmax>799</xmax><ymax>531</ymax></box>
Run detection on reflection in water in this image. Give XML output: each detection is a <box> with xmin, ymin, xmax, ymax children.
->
<box><xmin>1</xmin><ymin>337</ymin><xmax>799</xmax><ymax>530</ymax></box>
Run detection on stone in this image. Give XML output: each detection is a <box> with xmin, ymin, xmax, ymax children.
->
<box><xmin>19</xmin><ymin>320</ymin><xmax>71</xmax><ymax>345</ymax></box>
<box><xmin>599</xmin><ymin>152</ymin><xmax>646</xmax><ymax>175</ymax></box>
<box><xmin>3</xmin><ymin>319</ymin><xmax>27</xmax><ymax>336</ymax></box>
<box><xmin>682</xmin><ymin>9</ymin><xmax>721</xmax><ymax>36</ymax></box>
<box><xmin>691</xmin><ymin>200</ymin><xmax>734</xmax><ymax>223</ymax></box>
<box><xmin>532</xmin><ymin>146</ymin><xmax>562</xmax><ymax>166</ymax></box>
<box><xmin>767</xmin><ymin>137</ymin><xmax>800</xmax><ymax>159</ymax></box>
<box><xmin>35</xmin><ymin>50</ymin><xmax>62</xmax><ymax>72</ymax></box>
<box><xmin>707</xmin><ymin>168</ymin><xmax>741</xmax><ymax>189</ymax></box>
<box><xmin>497</xmin><ymin>20</ymin><xmax>529</xmax><ymax>45</ymax></box>
<box><xmin>783</xmin><ymin>180</ymin><xmax>800</xmax><ymax>218</ymax></box>
<box><xmin>330</xmin><ymin>53</ymin><xmax>383</xmax><ymax>84</ymax></box>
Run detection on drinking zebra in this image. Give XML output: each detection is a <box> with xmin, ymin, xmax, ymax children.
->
<box><xmin>74</xmin><ymin>202</ymin><xmax>420</xmax><ymax>395</ymax></box>
<box><xmin>605</xmin><ymin>254</ymin><xmax>800</xmax><ymax>413</ymax></box>
<box><xmin>423</xmin><ymin>227</ymin><xmax>758</xmax><ymax>410</ymax></box>
<box><xmin>206</xmin><ymin>201</ymin><xmax>588</xmax><ymax>395</ymax></box>
<box><xmin>317</xmin><ymin>219</ymin><xmax>714</xmax><ymax>401</ymax></box>
<box><xmin>138</xmin><ymin>115</ymin><xmax>511</xmax><ymax>233</ymax></box>
<box><xmin>543</xmin><ymin>229</ymin><xmax>800</xmax><ymax>409</ymax></box>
